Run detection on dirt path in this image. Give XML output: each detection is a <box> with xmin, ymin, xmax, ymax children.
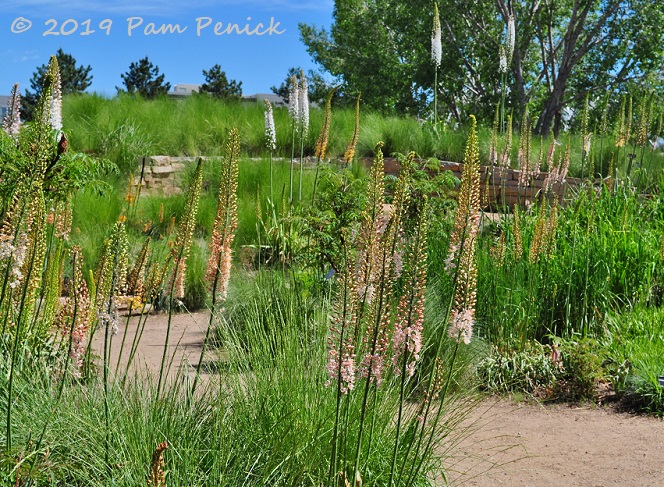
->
<box><xmin>446</xmin><ymin>399</ymin><xmax>664</xmax><ymax>486</ymax></box>
<box><xmin>92</xmin><ymin>310</ymin><xmax>217</xmax><ymax>383</ymax></box>
<box><xmin>94</xmin><ymin>311</ymin><xmax>664</xmax><ymax>486</ymax></box>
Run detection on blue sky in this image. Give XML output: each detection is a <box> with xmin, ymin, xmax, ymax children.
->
<box><xmin>0</xmin><ymin>0</ymin><xmax>333</xmax><ymax>97</ymax></box>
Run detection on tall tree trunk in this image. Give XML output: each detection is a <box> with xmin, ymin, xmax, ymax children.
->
<box><xmin>535</xmin><ymin>73</ymin><xmax>568</xmax><ymax>136</ymax></box>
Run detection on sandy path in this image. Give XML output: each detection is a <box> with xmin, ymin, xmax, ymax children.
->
<box><xmin>446</xmin><ymin>399</ymin><xmax>664</xmax><ymax>486</ymax></box>
<box><xmin>92</xmin><ymin>310</ymin><xmax>216</xmax><ymax>382</ymax></box>
<box><xmin>94</xmin><ymin>311</ymin><xmax>664</xmax><ymax>486</ymax></box>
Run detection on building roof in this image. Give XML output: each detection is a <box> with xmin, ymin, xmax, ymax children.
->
<box><xmin>0</xmin><ymin>96</ymin><xmax>10</xmax><ymax>118</ymax></box>
<box><xmin>242</xmin><ymin>93</ymin><xmax>285</xmax><ymax>106</ymax></box>
<box><xmin>169</xmin><ymin>84</ymin><xmax>201</xmax><ymax>96</ymax></box>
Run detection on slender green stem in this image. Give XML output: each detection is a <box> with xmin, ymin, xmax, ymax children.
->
<box><xmin>327</xmin><ymin>255</ymin><xmax>350</xmax><ymax>487</ymax></box>
<box><xmin>269</xmin><ymin>151</ymin><xmax>274</xmax><ymax>203</ymax></box>
<box><xmin>114</xmin><ymin>301</ymin><xmax>134</xmax><ymax>374</ymax></box>
<box><xmin>299</xmin><ymin>132</ymin><xmax>305</xmax><ymax>203</ymax></box>
<box><xmin>388</xmin><ymin>350</ymin><xmax>410</xmax><ymax>487</ymax></box>
<box><xmin>406</xmin><ymin>340</ymin><xmax>460</xmax><ymax>487</ymax></box>
<box><xmin>192</xmin><ymin>264</ymin><xmax>221</xmax><ymax>397</ymax></box>
<box><xmin>433</xmin><ymin>69</ymin><xmax>438</xmax><ymax>126</ymax></box>
<box><xmin>6</xmin><ymin>217</ymin><xmax>42</xmax><ymax>453</ymax></box>
<box><xmin>156</xmin><ymin>272</ymin><xmax>178</xmax><ymax>399</ymax></box>
<box><xmin>290</xmin><ymin>122</ymin><xmax>296</xmax><ymax>207</ymax></box>
<box><xmin>122</xmin><ymin>302</ymin><xmax>150</xmax><ymax>387</ymax></box>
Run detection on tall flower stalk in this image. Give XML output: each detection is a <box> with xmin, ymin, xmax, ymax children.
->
<box><xmin>388</xmin><ymin>198</ymin><xmax>428</xmax><ymax>487</ymax></box>
<box><xmin>344</xmin><ymin>93</ymin><xmax>361</xmax><ymax>165</ymax></box>
<box><xmin>288</xmin><ymin>75</ymin><xmax>300</xmax><ymax>206</ymax></box>
<box><xmin>193</xmin><ymin>129</ymin><xmax>239</xmax><ymax>396</ymax></box>
<box><xmin>403</xmin><ymin>116</ymin><xmax>481</xmax><ymax>487</ymax></box>
<box><xmin>97</xmin><ymin>221</ymin><xmax>128</xmax><ymax>473</ymax></box>
<box><xmin>5</xmin><ymin>182</ymin><xmax>46</xmax><ymax>453</ymax></box>
<box><xmin>298</xmin><ymin>69</ymin><xmax>310</xmax><ymax>202</ymax></box>
<box><xmin>47</xmin><ymin>56</ymin><xmax>63</xmax><ymax>135</ymax></box>
<box><xmin>313</xmin><ymin>87</ymin><xmax>335</xmax><ymax>204</ymax></box>
<box><xmin>325</xmin><ymin>145</ymin><xmax>435</xmax><ymax>485</ymax></box>
<box><xmin>431</xmin><ymin>2</ymin><xmax>442</xmax><ymax>125</ymax></box>
<box><xmin>263</xmin><ymin>99</ymin><xmax>277</xmax><ymax>201</ymax></box>
<box><xmin>157</xmin><ymin>158</ymin><xmax>204</xmax><ymax>398</ymax></box>
<box><xmin>499</xmin><ymin>13</ymin><xmax>515</xmax><ymax>133</ymax></box>
<box><xmin>2</xmin><ymin>83</ymin><xmax>21</xmax><ymax>141</ymax></box>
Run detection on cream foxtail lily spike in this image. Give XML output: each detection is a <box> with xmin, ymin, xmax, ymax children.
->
<box><xmin>431</xmin><ymin>3</ymin><xmax>442</xmax><ymax>68</ymax></box>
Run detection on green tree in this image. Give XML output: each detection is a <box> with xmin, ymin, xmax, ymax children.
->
<box><xmin>117</xmin><ymin>57</ymin><xmax>171</xmax><ymax>99</ymax></box>
<box><xmin>300</xmin><ymin>1</ymin><xmax>664</xmax><ymax>133</ymax></box>
<box><xmin>271</xmin><ymin>67</ymin><xmax>340</xmax><ymax>106</ymax></box>
<box><xmin>199</xmin><ymin>64</ymin><xmax>242</xmax><ymax>100</ymax></box>
<box><xmin>300</xmin><ymin>0</ymin><xmax>430</xmax><ymax>114</ymax></box>
<box><xmin>22</xmin><ymin>48</ymin><xmax>92</xmax><ymax>120</ymax></box>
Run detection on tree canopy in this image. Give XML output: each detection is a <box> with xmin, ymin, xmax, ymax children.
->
<box><xmin>199</xmin><ymin>64</ymin><xmax>242</xmax><ymax>100</ymax></box>
<box><xmin>271</xmin><ymin>67</ymin><xmax>340</xmax><ymax>106</ymax></box>
<box><xmin>300</xmin><ymin>0</ymin><xmax>664</xmax><ymax>134</ymax></box>
<box><xmin>117</xmin><ymin>57</ymin><xmax>171</xmax><ymax>99</ymax></box>
<box><xmin>22</xmin><ymin>48</ymin><xmax>92</xmax><ymax>120</ymax></box>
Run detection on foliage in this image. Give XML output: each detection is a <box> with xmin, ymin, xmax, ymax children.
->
<box><xmin>552</xmin><ymin>336</ymin><xmax>610</xmax><ymax>402</ymax></box>
<box><xmin>300</xmin><ymin>1</ymin><xmax>664</xmax><ymax>132</ymax></box>
<box><xmin>199</xmin><ymin>64</ymin><xmax>242</xmax><ymax>100</ymax></box>
<box><xmin>300</xmin><ymin>0</ymin><xmax>431</xmax><ymax>114</ymax></box>
<box><xmin>603</xmin><ymin>308</ymin><xmax>664</xmax><ymax>414</ymax></box>
<box><xmin>476</xmin><ymin>341</ymin><xmax>561</xmax><ymax>397</ymax></box>
<box><xmin>271</xmin><ymin>67</ymin><xmax>341</xmax><ymax>106</ymax></box>
<box><xmin>117</xmin><ymin>57</ymin><xmax>171</xmax><ymax>99</ymax></box>
<box><xmin>22</xmin><ymin>48</ymin><xmax>92</xmax><ymax>120</ymax></box>
<box><xmin>302</xmin><ymin>161</ymin><xmax>367</xmax><ymax>273</ymax></box>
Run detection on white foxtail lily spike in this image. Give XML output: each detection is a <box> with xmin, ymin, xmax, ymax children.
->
<box><xmin>298</xmin><ymin>69</ymin><xmax>309</xmax><ymax>138</ymax></box>
<box><xmin>263</xmin><ymin>99</ymin><xmax>277</xmax><ymax>151</ymax></box>
<box><xmin>2</xmin><ymin>83</ymin><xmax>21</xmax><ymax>139</ymax></box>
<box><xmin>499</xmin><ymin>45</ymin><xmax>507</xmax><ymax>73</ymax></box>
<box><xmin>288</xmin><ymin>74</ymin><xmax>300</xmax><ymax>132</ymax></box>
<box><xmin>431</xmin><ymin>3</ymin><xmax>442</xmax><ymax>68</ymax></box>
<box><xmin>505</xmin><ymin>14</ymin><xmax>515</xmax><ymax>64</ymax></box>
<box><xmin>50</xmin><ymin>59</ymin><xmax>63</xmax><ymax>133</ymax></box>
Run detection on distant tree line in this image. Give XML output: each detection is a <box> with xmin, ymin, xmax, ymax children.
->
<box><xmin>19</xmin><ymin>50</ymin><xmax>335</xmax><ymax>121</ymax></box>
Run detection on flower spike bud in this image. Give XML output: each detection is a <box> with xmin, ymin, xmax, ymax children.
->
<box><xmin>263</xmin><ymin>99</ymin><xmax>277</xmax><ymax>151</ymax></box>
<box><xmin>46</xmin><ymin>55</ymin><xmax>63</xmax><ymax>133</ymax></box>
<box><xmin>2</xmin><ymin>83</ymin><xmax>22</xmax><ymax>140</ymax></box>
<box><xmin>505</xmin><ymin>14</ymin><xmax>516</xmax><ymax>63</ymax></box>
<box><xmin>298</xmin><ymin>69</ymin><xmax>309</xmax><ymax>138</ymax></box>
<box><xmin>288</xmin><ymin>74</ymin><xmax>300</xmax><ymax>131</ymax></box>
<box><xmin>499</xmin><ymin>45</ymin><xmax>507</xmax><ymax>74</ymax></box>
<box><xmin>431</xmin><ymin>3</ymin><xmax>442</xmax><ymax>68</ymax></box>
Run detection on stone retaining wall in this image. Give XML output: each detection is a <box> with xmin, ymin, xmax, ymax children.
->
<box><xmin>133</xmin><ymin>156</ymin><xmax>197</xmax><ymax>196</ymax></box>
<box><xmin>378</xmin><ymin>158</ymin><xmax>592</xmax><ymax>209</ymax></box>
<box><xmin>135</xmin><ymin>155</ymin><xmax>597</xmax><ymax>208</ymax></box>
